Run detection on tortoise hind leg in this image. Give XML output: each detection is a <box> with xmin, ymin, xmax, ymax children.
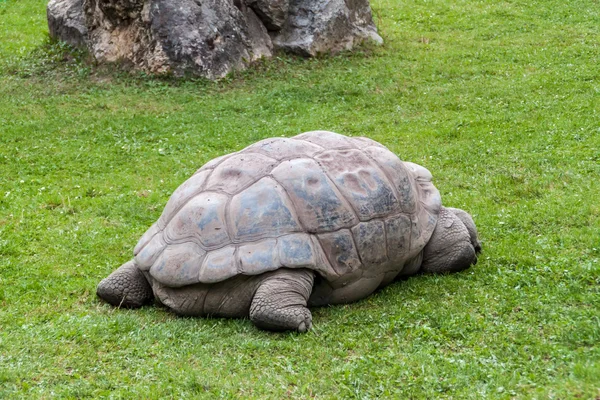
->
<box><xmin>249</xmin><ymin>269</ymin><xmax>314</xmax><ymax>332</ymax></box>
<box><xmin>97</xmin><ymin>260</ymin><xmax>154</xmax><ymax>308</ymax></box>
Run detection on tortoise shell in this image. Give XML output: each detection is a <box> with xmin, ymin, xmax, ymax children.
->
<box><xmin>132</xmin><ymin>131</ymin><xmax>441</xmax><ymax>288</ymax></box>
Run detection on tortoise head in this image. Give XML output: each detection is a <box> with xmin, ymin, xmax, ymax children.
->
<box><xmin>421</xmin><ymin>207</ymin><xmax>481</xmax><ymax>274</ymax></box>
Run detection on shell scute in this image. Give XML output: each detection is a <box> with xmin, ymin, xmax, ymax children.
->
<box><xmin>315</xmin><ymin>149</ymin><xmax>400</xmax><ymax>220</ymax></box>
<box><xmin>195</xmin><ymin>154</ymin><xmax>231</xmax><ymax>174</ymax></box>
<box><xmin>164</xmin><ymin>192</ymin><xmax>229</xmax><ymax>248</ymax></box>
<box><xmin>135</xmin><ymin>231</ymin><xmax>166</xmax><ymax>270</ymax></box>
<box><xmin>198</xmin><ymin>245</ymin><xmax>237</xmax><ymax>283</ymax></box>
<box><xmin>363</xmin><ymin>146</ymin><xmax>417</xmax><ymax>214</ymax></box>
<box><xmin>351</xmin><ymin>136</ymin><xmax>386</xmax><ymax>149</ymax></box>
<box><xmin>294</xmin><ymin>131</ymin><xmax>357</xmax><ymax>150</ymax></box>
<box><xmin>317</xmin><ymin>229</ymin><xmax>362</xmax><ymax>276</ymax></box>
<box><xmin>157</xmin><ymin>169</ymin><xmax>212</xmax><ymax>229</ymax></box>
<box><xmin>244</xmin><ymin>137</ymin><xmax>322</xmax><ymax>160</ymax></box>
<box><xmin>229</xmin><ymin>177</ymin><xmax>302</xmax><ymax>241</ymax></box>
<box><xmin>271</xmin><ymin>158</ymin><xmax>358</xmax><ymax>232</ymax></box>
<box><xmin>410</xmin><ymin>209</ymin><xmax>438</xmax><ymax>259</ymax></box>
<box><xmin>385</xmin><ymin>214</ymin><xmax>412</xmax><ymax>265</ymax></box>
<box><xmin>277</xmin><ymin>233</ymin><xmax>315</xmax><ymax>268</ymax></box>
<box><xmin>204</xmin><ymin>153</ymin><xmax>277</xmax><ymax>195</ymax></box>
<box><xmin>351</xmin><ymin>220</ymin><xmax>388</xmax><ymax>265</ymax></box>
<box><xmin>149</xmin><ymin>242</ymin><xmax>206</xmax><ymax>287</ymax></box>
<box><xmin>403</xmin><ymin>162</ymin><xmax>441</xmax><ymax>256</ymax></box>
<box><xmin>403</xmin><ymin>162</ymin><xmax>441</xmax><ymax>214</ymax></box>
<box><xmin>277</xmin><ymin>233</ymin><xmax>337</xmax><ymax>280</ymax></box>
<box><xmin>238</xmin><ymin>239</ymin><xmax>279</xmax><ymax>275</ymax></box>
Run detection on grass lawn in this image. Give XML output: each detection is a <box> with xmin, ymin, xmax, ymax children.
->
<box><xmin>1</xmin><ymin>0</ymin><xmax>599</xmax><ymax>398</ymax></box>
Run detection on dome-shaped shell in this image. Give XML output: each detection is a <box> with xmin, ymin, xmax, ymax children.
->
<box><xmin>133</xmin><ymin>131</ymin><xmax>441</xmax><ymax>288</ymax></box>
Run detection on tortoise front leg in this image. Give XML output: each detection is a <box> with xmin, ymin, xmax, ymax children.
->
<box><xmin>97</xmin><ymin>260</ymin><xmax>154</xmax><ymax>308</ymax></box>
<box><xmin>249</xmin><ymin>269</ymin><xmax>314</xmax><ymax>332</ymax></box>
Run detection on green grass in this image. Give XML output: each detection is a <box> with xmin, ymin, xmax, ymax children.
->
<box><xmin>1</xmin><ymin>0</ymin><xmax>599</xmax><ymax>398</ymax></box>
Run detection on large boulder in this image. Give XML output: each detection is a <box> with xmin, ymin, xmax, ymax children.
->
<box><xmin>47</xmin><ymin>0</ymin><xmax>382</xmax><ymax>79</ymax></box>
<box><xmin>83</xmin><ymin>0</ymin><xmax>272</xmax><ymax>78</ymax></box>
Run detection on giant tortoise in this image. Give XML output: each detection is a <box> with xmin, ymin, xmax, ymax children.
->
<box><xmin>97</xmin><ymin>131</ymin><xmax>481</xmax><ymax>332</ymax></box>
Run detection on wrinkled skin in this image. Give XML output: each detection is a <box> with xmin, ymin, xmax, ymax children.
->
<box><xmin>421</xmin><ymin>207</ymin><xmax>481</xmax><ymax>273</ymax></box>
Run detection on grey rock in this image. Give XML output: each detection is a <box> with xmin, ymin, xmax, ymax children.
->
<box><xmin>246</xmin><ymin>0</ymin><xmax>289</xmax><ymax>31</ymax></box>
<box><xmin>271</xmin><ymin>0</ymin><xmax>383</xmax><ymax>56</ymax></box>
<box><xmin>244</xmin><ymin>6</ymin><xmax>275</xmax><ymax>57</ymax></box>
<box><xmin>47</xmin><ymin>0</ymin><xmax>382</xmax><ymax>78</ymax></box>
<box><xmin>47</xmin><ymin>0</ymin><xmax>88</xmax><ymax>49</ymax></box>
<box><xmin>83</xmin><ymin>0</ymin><xmax>164</xmax><ymax>71</ymax></box>
<box><xmin>81</xmin><ymin>0</ymin><xmax>272</xmax><ymax>78</ymax></box>
<box><xmin>146</xmin><ymin>0</ymin><xmax>273</xmax><ymax>78</ymax></box>
<box><xmin>97</xmin><ymin>131</ymin><xmax>481</xmax><ymax>332</ymax></box>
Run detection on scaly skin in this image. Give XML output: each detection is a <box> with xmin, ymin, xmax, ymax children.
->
<box><xmin>446</xmin><ymin>207</ymin><xmax>482</xmax><ymax>253</ymax></box>
<box><xmin>96</xmin><ymin>260</ymin><xmax>154</xmax><ymax>308</ymax></box>
<box><xmin>249</xmin><ymin>269</ymin><xmax>314</xmax><ymax>332</ymax></box>
<box><xmin>421</xmin><ymin>207</ymin><xmax>480</xmax><ymax>274</ymax></box>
